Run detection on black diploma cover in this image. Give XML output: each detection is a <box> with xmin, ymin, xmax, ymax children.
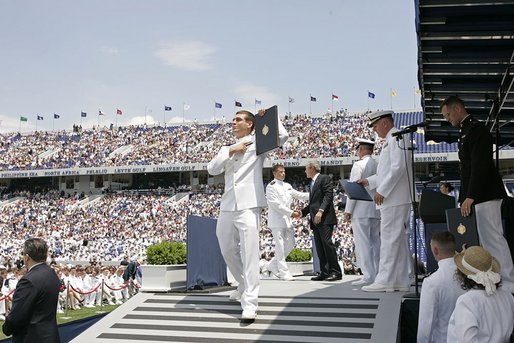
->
<box><xmin>339</xmin><ymin>180</ymin><xmax>373</xmax><ymax>202</ymax></box>
<box><xmin>445</xmin><ymin>207</ymin><xmax>479</xmax><ymax>251</ymax></box>
<box><xmin>255</xmin><ymin>105</ymin><xmax>279</xmax><ymax>155</ymax></box>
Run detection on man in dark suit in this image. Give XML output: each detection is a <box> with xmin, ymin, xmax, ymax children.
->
<box><xmin>2</xmin><ymin>238</ymin><xmax>61</xmax><ymax>343</ymax></box>
<box><xmin>441</xmin><ymin>95</ymin><xmax>514</xmax><ymax>293</ymax></box>
<box><xmin>295</xmin><ymin>160</ymin><xmax>342</xmax><ymax>281</ymax></box>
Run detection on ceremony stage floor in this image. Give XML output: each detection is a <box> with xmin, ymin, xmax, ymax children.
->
<box><xmin>71</xmin><ymin>275</ymin><xmax>406</xmax><ymax>343</ymax></box>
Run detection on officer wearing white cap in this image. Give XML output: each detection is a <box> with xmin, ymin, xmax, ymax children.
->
<box><xmin>344</xmin><ymin>138</ymin><xmax>381</xmax><ymax>286</ymax></box>
<box><xmin>358</xmin><ymin>110</ymin><xmax>413</xmax><ymax>292</ymax></box>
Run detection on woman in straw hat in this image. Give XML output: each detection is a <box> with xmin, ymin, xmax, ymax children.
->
<box><xmin>447</xmin><ymin>246</ymin><xmax>514</xmax><ymax>342</ymax></box>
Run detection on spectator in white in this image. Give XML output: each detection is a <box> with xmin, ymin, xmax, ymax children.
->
<box><xmin>207</xmin><ymin>109</ymin><xmax>288</xmax><ymax>320</ymax></box>
<box><xmin>417</xmin><ymin>231</ymin><xmax>465</xmax><ymax>343</ymax></box>
<box><xmin>265</xmin><ymin>164</ymin><xmax>309</xmax><ymax>281</ymax></box>
<box><xmin>447</xmin><ymin>246</ymin><xmax>514</xmax><ymax>342</ymax></box>
<box><xmin>343</xmin><ymin>138</ymin><xmax>381</xmax><ymax>286</ymax></box>
<box><xmin>359</xmin><ymin>110</ymin><xmax>412</xmax><ymax>292</ymax></box>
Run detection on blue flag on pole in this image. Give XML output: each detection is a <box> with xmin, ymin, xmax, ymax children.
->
<box><xmin>255</xmin><ymin>99</ymin><xmax>262</xmax><ymax>106</ymax></box>
<box><xmin>215</xmin><ymin>102</ymin><xmax>222</xmax><ymax>109</ymax></box>
<box><xmin>81</xmin><ymin>112</ymin><xmax>87</xmax><ymax>117</ymax></box>
<box><xmin>164</xmin><ymin>106</ymin><xmax>172</xmax><ymax>111</ymax></box>
<box><xmin>54</xmin><ymin>113</ymin><xmax>60</xmax><ymax>119</ymax></box>
<box><xmin>310</xmin><ymin>96</ymin><xmax>317</xmax><ymax>102</ymax></box>
<box><xmin>368</xmin><ymin>92</ymin><xmax>376</xmax><ymax>99</ymax></box>
<box><xmin>37</xmin><ymin>115</ymin><xmax>44</xmax><ymax>120</ymax></box>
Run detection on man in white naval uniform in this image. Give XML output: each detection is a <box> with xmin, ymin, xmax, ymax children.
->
<box><xmin>417</xmin><ymin>231</ymin><xmax>464</xmax><ymax>343</ymax></box>
<box><xmin>207</xmin><ymin>109</ymin><xmax>288</xmax><ymax>320</ymax></box>
<box><xmin>358</xmin><ymin>110</ymin><xmax>412</xmax><ymax>292</ymax></box>
<box><xmin>343</xmin><ymin>138</ymin><xmax>380</xmax><ymax>286</ymax></box>
<box><xmin>265</xmin><ymin>164</ymin><xmax>309</xmax><ymax>281</ymax></box>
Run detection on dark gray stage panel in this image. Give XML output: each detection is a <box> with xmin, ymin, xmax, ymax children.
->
<box><xmin>186</xmin><ymin>215</ymin><xmax>227</xmax><ymax>290</ymax></box>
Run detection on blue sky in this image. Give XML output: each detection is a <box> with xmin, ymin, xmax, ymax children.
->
<box><xmin>0</xmin><ymin>0</ymin><xmax>419</xmax><ymax>132</ymax></box>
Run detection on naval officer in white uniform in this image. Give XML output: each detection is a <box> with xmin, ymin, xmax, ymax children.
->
<box><xmin>265</xmin><ymin>164</ymin><xmax>309</xmax><ymax>281</ymax></box>
<box><xmin>343</xmin><ymin>138</ymin><xmax>381</xmax><ymax>286</ymax></box>
<box><xmin>207</xmin><ymin>109</ymin><xmax>288</xmax><ymax>320</ymax></box>
<box><xmin>358</xmin><ymin>110</ymin><xmax>413</xmax><ymax>292</ymax></box>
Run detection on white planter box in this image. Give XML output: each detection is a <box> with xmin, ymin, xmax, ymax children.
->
<box><xmin>140</xmin><ymin>264</ymin><xmax>186</xmax><ymax>292</ymax></box>
<box><xmin>287</xmin><ymin>261</ymin><xmax>313</xmax><ymax>276</ymax></box>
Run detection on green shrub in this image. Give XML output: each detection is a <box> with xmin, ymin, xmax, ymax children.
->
<box><xmin>146</xmin><ymin>241</ymin><xmax>187</xmax><ymax>265</ymax></box>
<box><xmin>286</xmin><ymin>248</ymin><xmax>312</xmax><ymax>262</ymax></box>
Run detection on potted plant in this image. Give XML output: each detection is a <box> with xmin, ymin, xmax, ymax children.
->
<box><xmin>286</xmin><ymin>248</ymin><xmax>314</xmax><ymax>276</ymax></box>
<box><xmin>140</xmin><ymin>241</ymin><xmax>187</xmax><ymax>292</ymax></box>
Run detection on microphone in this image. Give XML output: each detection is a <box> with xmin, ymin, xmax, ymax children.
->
<box><xmin>391</xmin><ymin>122</ymin><xmax>426</xmax><ymax>138</ymax></box>
<box><xmin>422</xmin><ymin>175</ymin><xmax>442</xmax><ymax>188</ymax></box>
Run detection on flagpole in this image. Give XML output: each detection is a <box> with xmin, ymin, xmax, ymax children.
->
<box><xmin>413</xmin><ymin>86</ymin><xmax>416</xmax><ymax>109</ymax></box>
<box><xmin>331</xmin><ymin>95</ymin><xmax>334</xmax><ymax>115</ymax></box>
<box><xmin>182</xmin><ymin>103</ymin><xmax>185</xmax><ymax>123</ymax></box>
<box><xmin>52</xmin><ymin>117</ymin><xmax>55</xmax><ymax>131</ymax></box>
<box><xmin>254</xmin><ymin>99</ymin><xmax>257</xmax><ymax>114</ymax></box>
<box><xmin>288</xmin><ymin>98</ymin><xmax>290</xmax><ymax>115</ymax></box>
<box><xmin>163</xmin><ymin>105</ymin><xmax>166</xmax><ymax>128</ymax></box>
<box><xmin>115</xmin><ymin>111</ymin><xmax>118</xmax><ymax>129</ymax></box>
<box><xmin>309</xmin><ymin>95</ymin><xmax>312</xmax><ymax>115</ymax></box>
<box><xmin>367</xmin><ymin>90</ymin><xmax>370</xmax><ymax>111</ymax></box>
<box><xmin>36</xmin><ymin>117</ymin><xmax>38</xmax><ymax>132</ymax></box>
<box><xmin>390</xmin><ymin>88</ymin><xmax>393</xmax><ymax>110</ymax></box>
<box><xmin>19</xmin><ymin>119</ymin><xmax>21</xmax><ymax>133</ymax></box>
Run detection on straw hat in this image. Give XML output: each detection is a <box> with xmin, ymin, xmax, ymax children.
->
<box><xmin>454</xmin><ymin>246</ymin><xmax>501</xmax><ymax>295</ymax></box>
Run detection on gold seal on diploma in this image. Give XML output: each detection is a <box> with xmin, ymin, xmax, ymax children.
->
<box><xmin>457</xmin><ymin>223</ymin><xmax>466</xmax><ymax>235</ymax></box>
<box><xmin>262</xmin><ymin>124</ymin><xmax>269</xmax><ymax>136</ymax></box>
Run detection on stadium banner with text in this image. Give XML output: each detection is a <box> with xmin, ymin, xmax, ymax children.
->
<box><xmin>0</xmin><ymin>153</ymin><xmax>463</xmax><ymax>179</ymax></box>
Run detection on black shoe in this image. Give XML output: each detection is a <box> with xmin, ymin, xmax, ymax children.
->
<box><xmin>311</xmin><ymin>274</ymin><xmax>328</xmax><ymax>281</ymax></box>
<box><xmin>325</xmin><ymin>274</ymin><xmax>342</xmax><ymax>282</ymax></box>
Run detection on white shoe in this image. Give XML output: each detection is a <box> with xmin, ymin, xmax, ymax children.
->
<box><xmin>84</xmin><ymin>304</ymin><xmax>95</xmax><ymax>308</ymax></box>
<box><xmin>229</xmin><ymin>290</ymin><xmax>242</xmax><ymax>302</ymax></box>
<box><xmin>280</xmin><ymin>273</ymin><xmax>294</xmax><ymax>281</ymax></box>
<box><xmin>362</xmin><ymin>283</ymin><xmax>409</xmax><ymax>292</ymax></box>
<box><xmin>56</xmin><ymin>310</ymin><xmax>64</xmax><ymax>314</ymax></box>
<box><xmin>241</xmin><ymin>309</ymin><xmax>256</xmax><ymax>320</ymax></box>
<box><xmin>115</xmin><ymin>301</ymin><xmax>123</xmax><ymax>305</ymax></box>
<box><xmin>352</xmin><ymin>279</ymin><xmax>372</xmax><ymax>286</ymax></box>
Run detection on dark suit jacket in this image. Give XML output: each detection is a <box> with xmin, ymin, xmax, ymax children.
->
<box><xmin>2</xmin><ymin>263</ymin><xmax>61</xmax><ymax>343</ymax></box>
<box><xmin>301</xmin><ymin>174</ymin><xmax>337</xmax><ymax>225</ymax></box>
<box><xmin>123</xmin><ymin>261</ymin><xmax>137</xmax><ymax>282</ymax></box>
<box><xmin>458</xmin><ymin>116</ymin><xmax>506</xmax><ymax>204</ymax></box>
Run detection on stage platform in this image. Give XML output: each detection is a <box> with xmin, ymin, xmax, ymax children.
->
<box><xmin>71</xmin><ymin>275</ymin><xmax>406</xmax><ymax>343</ymax></box>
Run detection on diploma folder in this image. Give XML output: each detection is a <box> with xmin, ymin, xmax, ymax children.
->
<box><xmin>445</xmin><ymin>207</ymin><xmax>479</xmax><ymax>252</ymax></box>
<box><xmin>339</xmin><ymin>180</ymin><xmax>373</xmax><ymax>202</ymax></box>
<box><xmin>255</xmin><ymin>105</ymin><xmax>279</xmax><ymax>155</ymax></box>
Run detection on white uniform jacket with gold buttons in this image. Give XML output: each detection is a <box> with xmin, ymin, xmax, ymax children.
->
<box><xmin>266</xmin><ymin>179</ymin><xmax>309</xmax><ymax>229</ymax></box>
<box><xmin>207</xmin><ymin>120</ymin><xmax>288</xmax><ymax>211</ymax></box>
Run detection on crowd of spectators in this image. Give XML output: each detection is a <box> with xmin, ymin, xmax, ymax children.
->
<box><xmin>0</xmin><ymin>111</ymin><xmax>377</xmax><ymax>171</ymax></box>
<box><xmin>0</xmin><ymin>185</ymin><xmax>355</xmax><ymax>268</ymax></box>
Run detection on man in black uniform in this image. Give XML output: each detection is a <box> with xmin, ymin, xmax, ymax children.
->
<box><xmin>440</xmin><ymin>96</ymin><xmax>513</xmax><ymax>293</ymax></box>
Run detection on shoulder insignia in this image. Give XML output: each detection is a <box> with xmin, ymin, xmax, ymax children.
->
<box><xmin>269</xmin><ymin>180</ymin><xmax>275</xmax><ymax>185</ymax></box>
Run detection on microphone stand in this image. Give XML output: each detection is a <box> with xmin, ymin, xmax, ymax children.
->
<box><xmin>400</xmin><ymin>130</ymin><xmax>421</xmax><ymax>299</ymax></box>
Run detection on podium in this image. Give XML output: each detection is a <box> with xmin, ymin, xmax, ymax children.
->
<box><xmin>418</xmin><ymin>189</ymin><xmax>456</xmax><ymax>273</ymax></box>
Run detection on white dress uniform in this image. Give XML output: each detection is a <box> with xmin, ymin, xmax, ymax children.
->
<box><xmin>207</xmin><ymin>120</ymin><xmax>288</xmax><ymax>313</ymax></box>
<box><xmin>447</xmin><ymin>288</ymin><xmax>514</xmax><ymax>343</ymax></box>
<box><xmin>345</xmin><ymin>154</ymin><xmax>381</xmax><ymax>283</ymax></box>
<box><xmin>417</xmin><ymin>258</ymin><xmax>465</xmax><ymax>343</ymax></box>
<box><xmin>367</xmin><ymin>127</ymin><xmax>413</xmax><ymax>289</ymax></box>
<box><xmin>266</xmin><ymin>179</ymin><xmax>309</xmax><ymax>278</ymax></box>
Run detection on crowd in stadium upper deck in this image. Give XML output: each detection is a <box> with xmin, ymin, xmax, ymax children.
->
<box><xmin>0</xmin><ymin>110</ymin><xmax>376</xmax><ymax>171</ymax></box>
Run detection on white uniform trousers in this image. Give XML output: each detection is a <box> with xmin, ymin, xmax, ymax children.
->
<box><xmin>217</xmin><ymin>208</ymin><xmax>260</xmax><ymax>311</ymax></box>
<box><xmin>268</xmin><ymin>226</ymin><xmax>295</xmax><ymax>277</ymax></box>
<box><xmin>352</xmin><ymin>217</ymin><xmax>381</xmax><ymax>282</ymax></box>
<box><xmin>475</xmin><ymin>199</ymin><xmax>514</xmax><ymax>293</ymax></box>
<box><xmin>374</xmin><ymin>204</ymin><xmax>410</xmax><ymax>288</ymax></box>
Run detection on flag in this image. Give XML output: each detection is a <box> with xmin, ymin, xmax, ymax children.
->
<box><xmin>20</xmin><ymin>116</ymin><xmax>28</xmax><ymax>122</ymax></box>
<box><xmin>332</xmin><ymin>94</ymin><xmax>339</xmax><ymax>101</ymax></box>
<box><xmin>81</xmin><ymin>112</ymin><xmax>87</xmax><ymax>117</ymax></box>
<box><xmin>368</xmin><ymin>92</ymin><xmax>375</xmax><ymax>99</ymax></box>
<box><xmin>310</xmin><ymin>96</ymin><xmax>316</xmax><ymax>102</ymax></box>
<box><xmin>99</xmin><ymin>110</ymin><xmax>105</xmax><ymax>115</ymax></box>
<box><xmin>116</xmin><ymin>108</ymin><xmax>123</xmax><ymax>115</ymax></box>
<box><xmin>255</xmin><ymin>99</ymin><xmax>262</xmax><ymax>105</ymax></box>
<box><xmin>215</xmin><ymin>102</ymin><xmax>222</xmax><ymax>109</ymax></box>
<box><xmin>391</xmin><ymin>90</ymin><xmax>397</xmax><ymax>97</ymax></box>
<box><xmin>288</xmin><ymin>97</ymin><xmax>295</xmax><ymax>103</ymax></box>
<box><xmin>164</xmin><ymin>106</ymin><xmax>172</xmax><ymax>111</ymax></box>
<box><xmin>415</xmin><ymin>89</ymin><xmax>422</xmax><ymax>95</ymax></box>
<box><xmin>37</xmin><ymin>115</ymin><xmax>43</xmax><ymax>120</ymax></box>
<box><xmin>235</xmin><ymin>101</ymin><xmax>242</xmax><ymax>107</ymax></box>
<box><xmin>183</xmin><ymin>104</ymin><xmax>190</xmax><ymax>111</ymax></box>
<box><xmin>54</xmin><ymin>113</ymin><xmax>60</xmax><ymax>119</ymax></box>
